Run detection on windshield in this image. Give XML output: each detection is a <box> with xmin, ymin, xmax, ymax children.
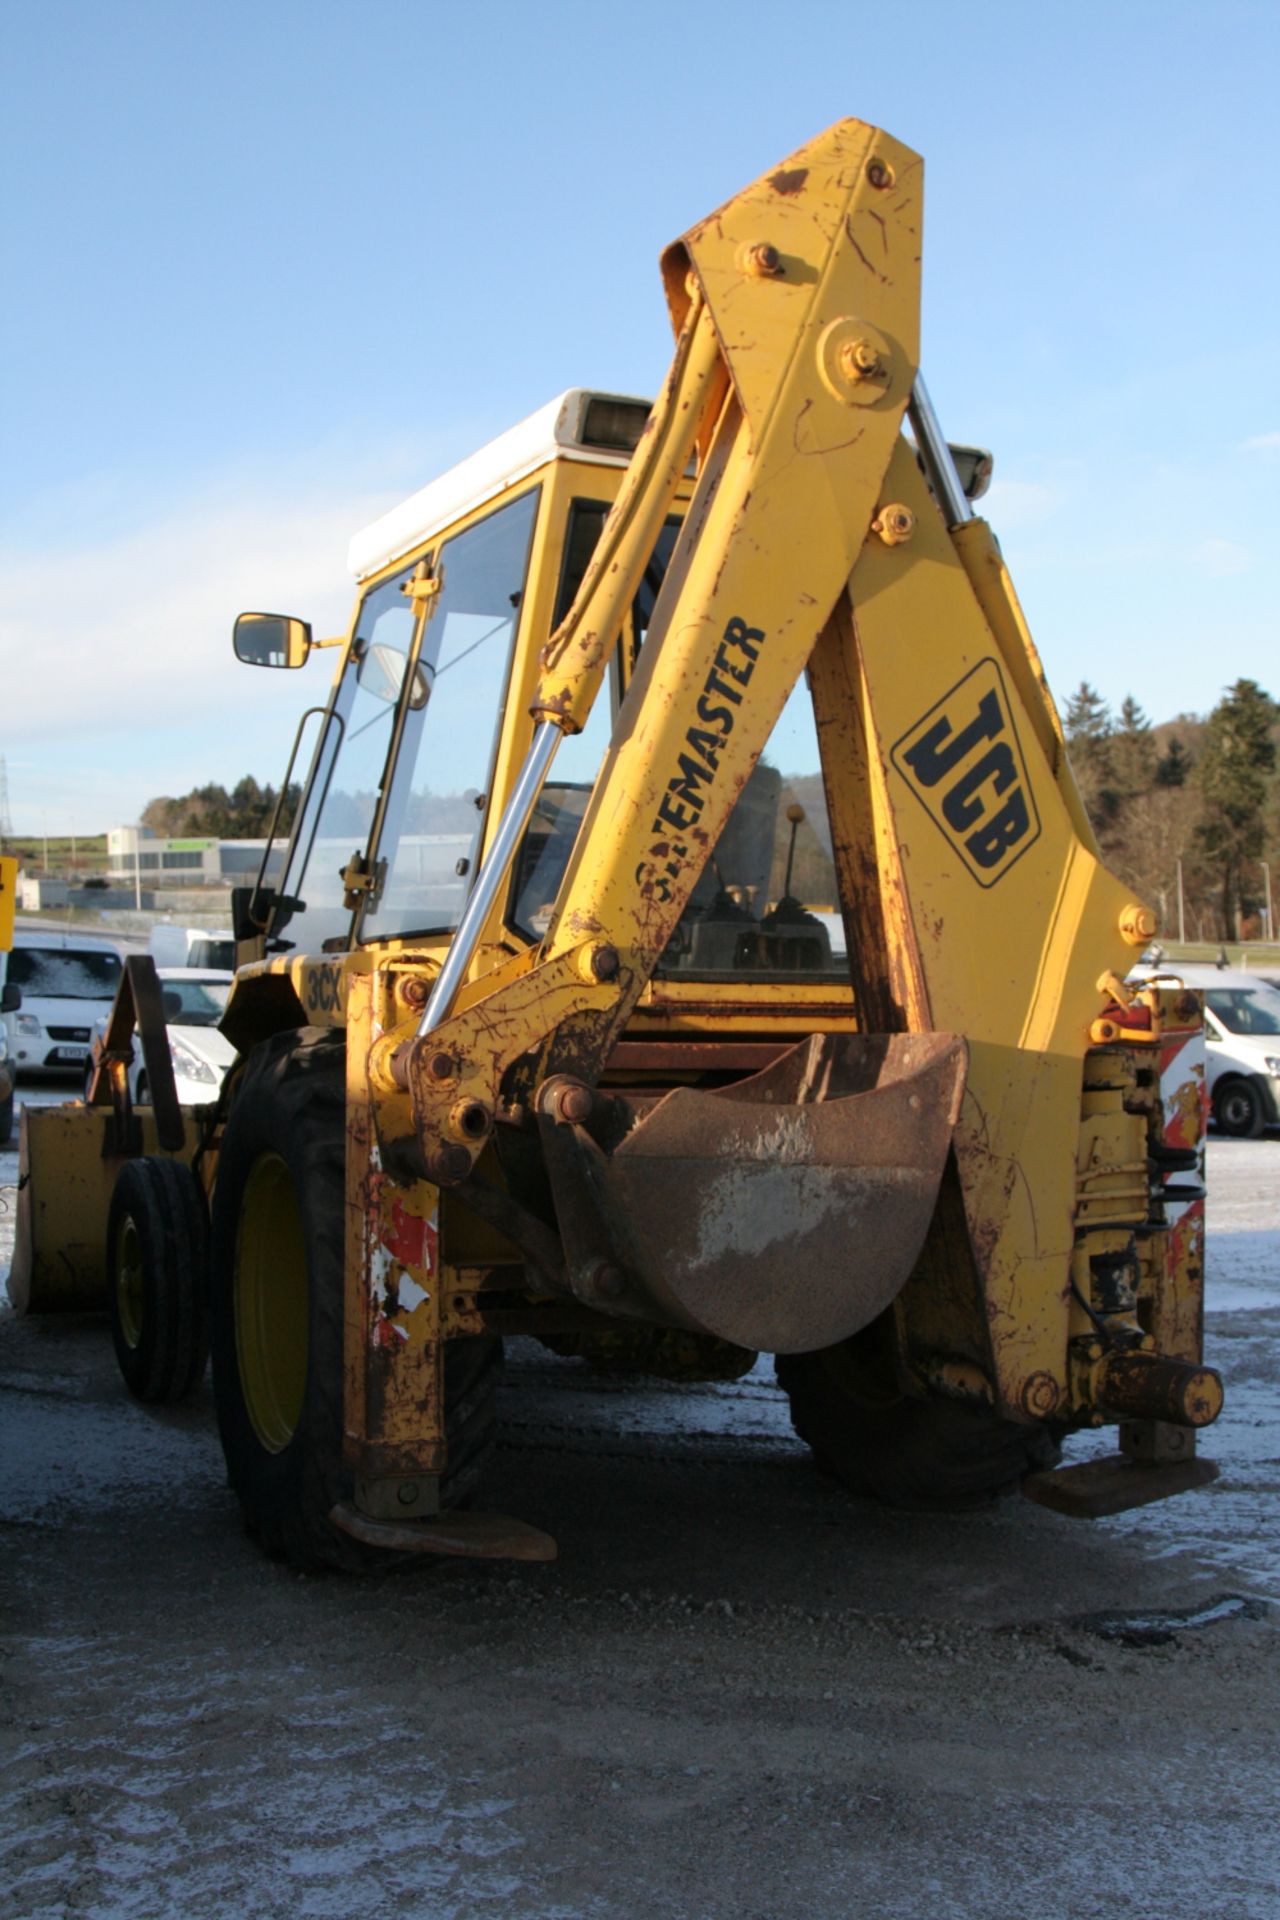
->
<box><xmin>8</xmin><ymin>948</ymin><xmax>123</xmax><ymax>999</ymax></box>
<box><xmin>361</xmin><ymin>488</ymin><xmax>539</xmax><ymax>941</ymax></box>
<box><xmin>274</xmin><ymin>488</ymin><xmax>538</xmax><ymax>952</ymax></box>
<box><xmin>159</xmin><ymin>978</ymin><xmax>231</xmax><ymax>1027</ymax></box>
<box><xmin>1206</xmin><ymin>987</ymin><xmax>1280</xmax><ymax>1037</ymax></box>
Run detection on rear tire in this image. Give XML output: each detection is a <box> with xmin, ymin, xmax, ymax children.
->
<box><xmin>209</xmin><ymin>1027</ymin><xmax>500</xmax><ymax>1571</ymax></box>
<box><xmin>1213</xmin><ymin>1077</ymin><xmax>1265</xmax><ymax>1139</ymax></box>
<box><xmin>106</xmin><ymin>1156</ymin><xmax>209</xmax><ymax>1403</ymax></box>
<box><xmin>777</xmin><ymin>1317</ymin><xmax>1059</xmax><ymax>1511</ymax></box>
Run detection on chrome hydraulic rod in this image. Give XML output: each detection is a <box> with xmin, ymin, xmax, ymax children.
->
<box><xmin>415</xmin><ymin>719</ymin><xmax>561</xmax><ymax>1035</ymax></box>
<box><xmin>416</xmin><ymin>295</ymin><xmax>724</xmax><ymax>1039</ymax></box>
<box><xmin>908</xmin><ymin>375</ymin><xmax>972</xmax><ymax>530</ymax></box>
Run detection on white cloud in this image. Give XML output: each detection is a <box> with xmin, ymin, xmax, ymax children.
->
<box><xmin>1239</xmin><ymin>431</ymin><xmax>1280</xmax><ymax>454</ymax></box>
<box><xmin>0</xmin><ymin>476</ymin><xmax>401</xmax><ymax>743</ymax></box>
<box><xmin>1193</xmin><ymin>537</ymin><xmax>1254</xmax><ymax>578</ymax></box>
<box><xmin>0</xmin><ymin>440</ymin><xmax>489</xmax><ymax>829</ymax></box>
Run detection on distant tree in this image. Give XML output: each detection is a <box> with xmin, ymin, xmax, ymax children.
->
<box><xmin>1065</xmin><ymin>682</ymin><xmax>1112</xmax><ymax>751</ymax></box>
<box><xmin>1111</xmin><ymin>695</ymin><xmax>1156</xmax><ymax>801</ymax></box>
<box><xmin>1064</xmin><ymin>681</ymin><xmax>1118</xmax><ymax>827</ymax></box>
<box><xmin>1155</xmin><ymin>736</ymin><xmax>1193</xmax><ymax>788</ymax></box>
<box><xmin>1194</xmin><ymin>679</ymin><xmax>1278</xmax><ymax>937</ymax></box>
<box><xmin>140</xmin><ymin>795</ymin><xmax>180</xmax><ymax>834</ymax></box>
<box><xmin>139</xmin><ymin>776</ymin><xmax>300</xmax><ymax>842</ymax></box>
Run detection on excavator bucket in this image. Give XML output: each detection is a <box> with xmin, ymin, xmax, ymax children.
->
<box><xmin>544</xmin><ymin>1032</ymin><xmax>967</xmax><ymax>1354</ymax></box>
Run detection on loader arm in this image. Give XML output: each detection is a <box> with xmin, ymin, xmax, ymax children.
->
<box><xmin>398</xmin><ymin>119</ymin><xmax>931</xmax><ymax>1153</ymax></box>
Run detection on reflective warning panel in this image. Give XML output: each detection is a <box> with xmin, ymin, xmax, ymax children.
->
<box><xmin>890</xmin><ymin>658</ymin><xmax>1041</xmax><ymax>887</ymax></box>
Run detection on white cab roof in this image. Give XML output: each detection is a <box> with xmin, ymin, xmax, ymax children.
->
<box><xmin>347</xmin><ymin>389</ymin><xmax>650</xmax><ymax>583</ymax></box>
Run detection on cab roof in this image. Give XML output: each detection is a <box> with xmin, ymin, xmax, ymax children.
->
<box><xmin>347</xmin><ymin>389</ymin><xmax>652</xmax><ymax>583</ymax></box>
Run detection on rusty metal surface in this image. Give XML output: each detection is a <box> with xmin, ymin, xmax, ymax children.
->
<box><xmin>1095</xmin><ymin>1351</ymin><xmax>1224</xmax><ymax>1428</ymax></box>
<box><xmin>542</xmin><ymin>1032</ymin><xmax>967</xmax><ymax>1354</ymax></box>
<box><xmin>1022</xmin><ymin>1452</ymin><xmax>1219</xmax><ymax>1520</ymax></box>
<box><xmin>602</xmin><ymin>1039</ymin><xmax>793</xmax><ymax>1074</ymax></box>
<box><xmin>344</xmin><ymin>970</ymin><xmax>448</xmax><ymax>1489</ymax></box>
<box><xmin>328</xmin><ymin>1501</ymin><xmax>557</xmax><ymax>1562</ymax></box>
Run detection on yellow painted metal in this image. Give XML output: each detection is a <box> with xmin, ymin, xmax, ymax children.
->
<box><xmin>234</xmin><ymin>1152</ymin><xmax>308</xmax><ymax>1453</ymax></box>
<box><xmin>8</xmin><ymin>1102</ymin><xmax>198</xmax><ymax>1314</ymax></box>
<box><xmin>534</xmin><ymin>294</ymin><xmax>726</xmax><ymax>734</ymax></box>
<box><xmin>343</xmin><ymin>967</ymin><xmax>447</xmax><ymax>1482</ymax></box>
<box><xmin>949</xmin><ymin>518</ymin><xmax>1099</xmax><ymax>857</ymax></box>
<box><xmin>840</xmin><ymin>438</ymin><xmax>1148</xmax><ymax>1415</ymax></box>
<box><xmin>0</xmin><ymin>855</ymin><xmax>16</xmax><ymax>950</ymax></box>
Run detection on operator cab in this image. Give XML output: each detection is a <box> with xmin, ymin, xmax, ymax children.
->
<box><xmin>235</xmin><ymin>389</ymin><xmax>850</xmax><ymax>985</ymax></box>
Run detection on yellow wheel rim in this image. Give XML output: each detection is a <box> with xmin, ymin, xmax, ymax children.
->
<box><xmin>114</xmin><ymin>1213</ymin><xmax>145</xmax><ymax>1351</ymax></box>
<box><xmin>234</xmin><ymin>1152</ymin><xmax>308</xmax><ymax>1453</ymax></box>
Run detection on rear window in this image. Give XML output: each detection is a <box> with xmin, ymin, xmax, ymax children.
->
<box><xmin>8</xmin><ymin>947</ymin><xmax>123</xmax><ymax>999</ymax></box>
<box><xmin>188</xmin><ymin>938</ymin><xmax>235</xmax><ymax>970</ymax></box>
<box><xmin>1206</xmin><ymin>988</ymin><xmax>1280</xmax><ymax>1038</ymax></box>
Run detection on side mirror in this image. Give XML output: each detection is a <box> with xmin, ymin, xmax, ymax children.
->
<box><xmin>1</xmin><ymin>983</ymin><xmax>21</xmax><ymax>1013</ymax></box>
<box><xmin>234</xmin><ymin>612</ymin><xmax>312</xmax><ymax>669</ymax></box>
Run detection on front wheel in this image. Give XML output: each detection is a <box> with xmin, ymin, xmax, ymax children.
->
<box><xmin>1213</xmin><ymin>1077</ymin><xmax>1265</xmax><ymax>1139</ymax></box>
<box><xmin>106</xmin><ymin>1156</ymin><xmax>209</xmax><ymax>1403</ymax></box>
<box><xmin>209</xmin><ymin>1027</ymin><xmax>500</xmax><ymax>1570</ymax></box>
<box><xmin>777</xmin><ymin>1316</ymin><xmax>1059</xmax><ymax>1511</ymax></box>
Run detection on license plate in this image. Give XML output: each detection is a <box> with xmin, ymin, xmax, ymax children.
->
<box><xmin>51</xmin><ymin>1045</ymin><xmax>88</xmax><ymax>1063</ymax></box>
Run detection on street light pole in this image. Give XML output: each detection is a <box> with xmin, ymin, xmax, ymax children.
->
<box><xmin>1177</xmin><ymin>858</ymin><xmax>1186</xmax><ymax>944</ymax></box>
<box><xmin>1263</xmin><ymin>860</ymin><xmax>1274</xmax><ymax>943</ymax></box>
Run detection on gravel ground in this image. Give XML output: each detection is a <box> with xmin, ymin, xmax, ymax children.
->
<box><xmin>1</xmin><ymin>1084</ymin><xmax>1277</xmax><ymax>1920</ymax></box>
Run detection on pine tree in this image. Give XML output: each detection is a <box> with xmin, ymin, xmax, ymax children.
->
<box><xmin>1064</xmin><ymin>682</ymin><xmax>1117</xmax><ymax>826</ymax></box>
<box><xmin>1112</xmin><ymin>695</ymin><xmax>1156</xmax><ymax>801</ymax></box>
<box><xmin>1194</xmin><ymin>679</ymin><xmax>1278</xmax><ymax>937</ymax></box>
<box><xmin>1155</xmin><ymin>736</ymin><xmax>1193</xmax><ymax>788</ymax></box>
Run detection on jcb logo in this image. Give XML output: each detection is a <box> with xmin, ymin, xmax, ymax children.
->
<box><xmin>304</xmin><ymin>962</ymin><xmax>343</xmax><ymax>1014</ymax></box>
<box><xmin>891</xmin><ymin>659</ymin><xmax>1040</xmax><ymax>887</ymax></box>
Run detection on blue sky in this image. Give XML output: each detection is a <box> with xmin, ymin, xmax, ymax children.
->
<box><xmin>2</xmin><ymin>0</ymin><xmax>1277</xmax><ymax>835</ymax></box>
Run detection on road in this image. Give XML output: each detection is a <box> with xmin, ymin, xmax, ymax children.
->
<box><xmin>1</xmin><ymin>1082</ymin><xmax>1277</xmax><ymax>1919</ymax></box>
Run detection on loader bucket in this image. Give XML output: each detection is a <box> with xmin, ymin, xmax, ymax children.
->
<box><xmin>8</xmin><ymin>1102</ymin><xmax>194</xmax><ymax>1315</ymax></box>
<box><xmin>552</xmin><ymin>1032</ymin><xmax>967</xmax><ymax>1354</ymax></box>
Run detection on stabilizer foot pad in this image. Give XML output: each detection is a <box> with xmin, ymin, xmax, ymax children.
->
<box><xmin>1022</xmin><ymin>1453</ymin><xmax>1218</xmax><ymax>1519</ymax></box>
<box><xmin>330</xmin><ymin>1502</ymin><xmax>557</xmax><ymax>1561</ymax></box>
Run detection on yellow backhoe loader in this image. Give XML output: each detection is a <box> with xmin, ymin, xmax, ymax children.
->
<box><xmin>12</xmin><ymin>119</ymin><xmax>1221</xmax><ymax>1568</ymax></box>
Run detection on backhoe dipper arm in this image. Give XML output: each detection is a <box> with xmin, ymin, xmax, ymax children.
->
<box><xmin>400</xmin><ymin>118</ymin><xmax>925</xmax><ymax>1166</ymax></box>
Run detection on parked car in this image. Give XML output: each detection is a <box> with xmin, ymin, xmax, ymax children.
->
<box><xmin>87</xmin><ymin>967</ymin><xmax>236</xmax><ymax>1107</ymax></box>
<box><xmin>0</xmin><ymin>1014</ymin><xmax>14</xmax><ymax>1144</ymax></box>
<box><xmin>1129</xmin><ymin>960</ymin><xmax>1280</xmax><ymax>1137</ymax></box>
<box><xmin>1</xmin><ymin>931</ymin><xmax>124</xmax><ymax>1075</ymax></box>
<box><xmin>148</xmin><ymin>924</ymin><xmax>235</xmax><ymax>971</ymax></box>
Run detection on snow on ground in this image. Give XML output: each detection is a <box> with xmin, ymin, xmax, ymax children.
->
<box><xmin>2</xmin><ymin>1091</ymin><xmax>1277</xmax><ymax>1589</ymax></box>
<box><xmin>1</xmin><ymin>1088</ymin><xmax>1277</xmax><ymax>1920</ymax></box>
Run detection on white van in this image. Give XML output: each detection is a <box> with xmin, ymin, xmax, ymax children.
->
<box><xmin>1</xmin><ymin>930</ymin><xmax>125</xmax><ymax>1073</ymax></box>
<box><xmin>1129</xmin><ymin>960</ymin><xmax>1280</xmax><ymax>1137</ymax></box>
<box><xmin>148</xmin><ymin>925</ymin><xmax>235</xmax><ymax>971</ymax></box>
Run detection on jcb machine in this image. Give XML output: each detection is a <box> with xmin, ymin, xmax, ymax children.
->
<box><xmin>13</xmin><ymin>120</ymin><xmax>1222</xmax><ymax>1568</ymax></box>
